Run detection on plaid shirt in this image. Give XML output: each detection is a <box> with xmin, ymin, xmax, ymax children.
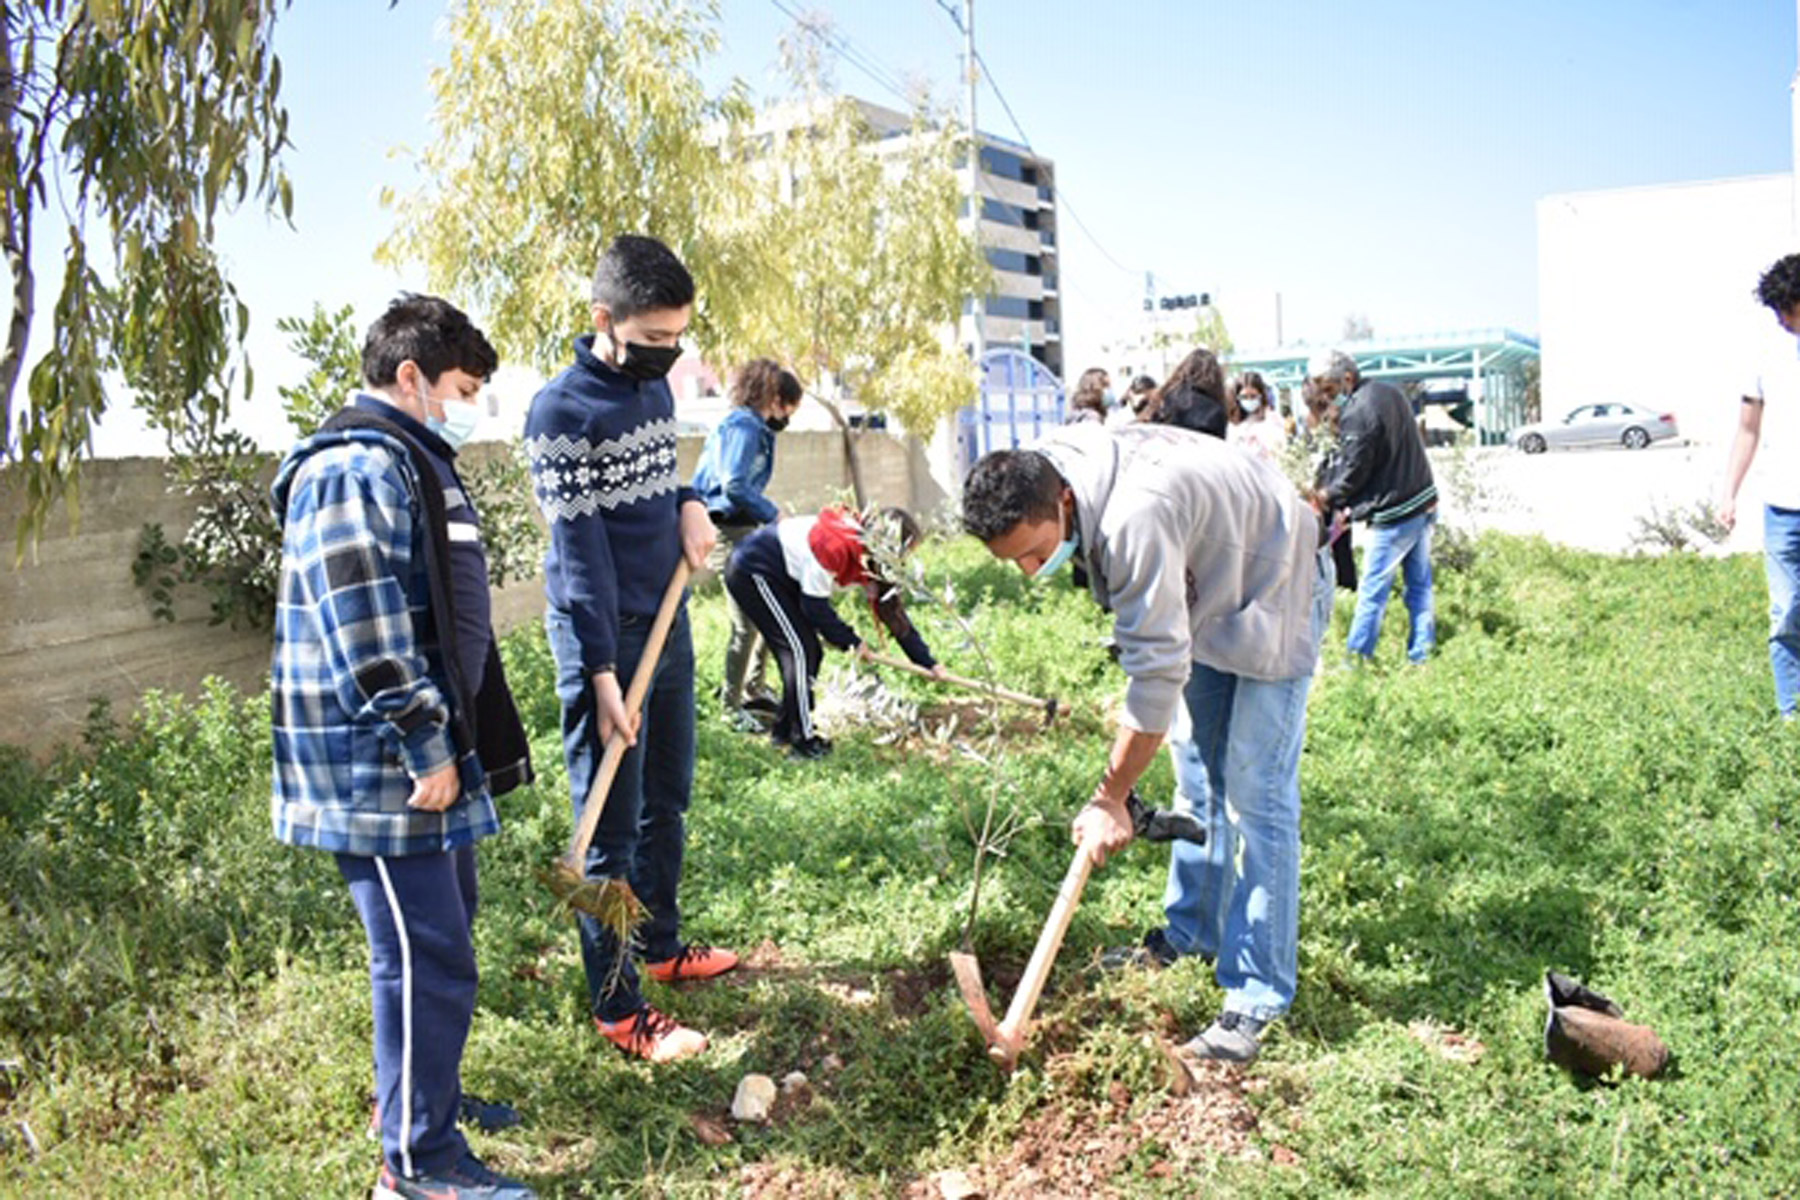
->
<box><xmin>269</xmin><ymin>423</ymin><xmax>498</xmax><ymax>856</ymax></box>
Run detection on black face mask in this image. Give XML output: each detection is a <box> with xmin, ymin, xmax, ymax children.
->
<box><xmin>607</xmin><ymin>331</ymin><xmax>683</xmax><ymax>382</ymax></box>
<box><xmin>764</xmin><ymin>414</ymin><xmax>790</xmax><ymax>433</ymax></box>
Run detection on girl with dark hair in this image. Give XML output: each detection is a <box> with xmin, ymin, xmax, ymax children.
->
<box><xmin>693</xmin><ymin>358</ymin><xmax>803</xmax><ymax>727</ymax></box>
<box><xmin>1226</xmin><ymin>370</ymin><xmax>1288</xmax><ymax>462</ymax></box>
<box><xmin>1147</xmin><ymin>349</ymin><xmax>1227</xmax><ymax>438</ymax></box>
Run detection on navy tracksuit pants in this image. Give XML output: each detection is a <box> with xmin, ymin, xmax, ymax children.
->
<box><xmin>338</xmin><ymin>846</ymin><xmax>479</xmax><ymax>1179</ymax></box>
<box><xmin>724</xmin><ymin>559</ymin><xmax>823</xmax><ymax>745</ymax></box>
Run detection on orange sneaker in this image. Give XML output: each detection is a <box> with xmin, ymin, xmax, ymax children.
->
<box><xmin>594</xmin><ymin>1007</ymin><xmax>708</xmax><ymax>1062</ymax></box>
<box><xmin>644</xmin><ymin>944</ymin><xmax>740</xmax><ymax>983</ymax></box>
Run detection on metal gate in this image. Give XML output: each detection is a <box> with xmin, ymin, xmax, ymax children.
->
<box><xmin>956</xmin><ymin>348</ymin><xmax>1065</xmax><ymax>475</ymax></box>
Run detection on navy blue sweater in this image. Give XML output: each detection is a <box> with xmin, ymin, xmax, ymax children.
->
<box><xmin>525</xmin><ymin>335</ymin><xmax>697</xmax><ymax>673</ymax></box>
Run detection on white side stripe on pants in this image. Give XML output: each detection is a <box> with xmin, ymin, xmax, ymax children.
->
<box><xmin>752</xmin><ymin>573</ymin><xmax>813</xmax><ymax>739</ymax></box>
<box><xmin>372</xmin><ymin>856</ymin><xmax>416</xmax><ymax>1178</ymax></box>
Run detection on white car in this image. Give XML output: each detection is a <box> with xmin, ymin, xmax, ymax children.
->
<box><xmin>1508</xmin><ymin>403</ymin><xmax>1680</xmax><ymax>454</ymax></box>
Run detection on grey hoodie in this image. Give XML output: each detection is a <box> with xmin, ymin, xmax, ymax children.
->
<box><xmin>1037</xmin><ymin>423</ymin><xmax>1323</xmax><ymax>735</ymax></box>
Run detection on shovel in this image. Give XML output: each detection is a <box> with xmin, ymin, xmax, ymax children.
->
<box><xmin>951</xmin><ymin>790</ymin><xmax>1205</xmax><ymax>1070</ymax></box>
<box><xmin>540</xmin><ymin>559</ymin><xmax>692</xmax><ymax>925</ymax></box>
<box><xmin>864</xmin><ymin>650</ymin><xmax>1066</xmax><ymax>726</ymax></box>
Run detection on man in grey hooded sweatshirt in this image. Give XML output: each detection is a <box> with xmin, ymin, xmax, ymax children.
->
<box><xmin>962</xmin><ymin>422</ymin><xmax>1334</xmax><ymax>1061</ymax></box>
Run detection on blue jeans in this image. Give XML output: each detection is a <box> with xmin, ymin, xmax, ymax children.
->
<box><xmin>1160</xmin><ymin>549</ymin><xmax>1334</xmax><ymax>1022</ymax></box>
<box><xmin>1764</xmin><ymin>506</ymin><xmax>1800</xmax><ymax>716</ymax></box>
<box><xmin>545</xmin><ymin>605</ymin><xmax>696</xmax><ymax>1020</ymax></box>
<box><xmin>1346</xmin><ymin>509</ymin><xmax>1436</xmax><ymax>662</ymax></box>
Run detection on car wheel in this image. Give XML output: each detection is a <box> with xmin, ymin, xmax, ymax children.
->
<box><xmin>1520</xmin><ymin>433</ymin><xmax>1546</xmax><ymax>455</ymax></box>
<box><xmin>1622</xmin><ymin>427</ymin><xmax>1650</xmax><ymax>450</ymax></box>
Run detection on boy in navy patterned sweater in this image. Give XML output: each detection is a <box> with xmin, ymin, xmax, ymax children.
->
<box><xmin>525</xmin><ymin>235</ymin><xmax>738</xmax><ymax>1063</ymax></box>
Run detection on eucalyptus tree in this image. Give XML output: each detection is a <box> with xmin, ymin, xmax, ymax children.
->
<box><xmin>3</xmin><ymin>0</ymin><xmax>291</xmax><ymax>548</ymax></box>
<box><xmin>379</xmin><ymin>0</ymin><xmax>759</xmax><ymax>376</ymax></box>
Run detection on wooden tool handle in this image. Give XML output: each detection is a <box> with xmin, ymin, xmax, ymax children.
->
<box><xmin>565</xmin><ymin>560</ymin><xmax>692</xmax><ymax>865</ymax></box>
<box><xmin>997</xmin><ymin>841</ymin><xmax>1097</xmax><ymax>1041</ymax></box>
<box><xmin>866</xmin><ymin>650</ymin><xmax>1053</xmax><ymax>711</ymax></box>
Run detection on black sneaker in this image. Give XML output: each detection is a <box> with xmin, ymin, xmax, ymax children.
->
<box><xmin>369</xmin><ymin>1094</ymin><xmax>522</xmax><ymax>1139</ymax></box>
<box><xmin>1182</xmin><ymin>1011</ymin><xmax>1267</xmax><ymax>1063</ymax></box>
<box><xmin>459</xmin><ymin>1093</ymin><xmax>522</xmax><ymax>1133</ymax></box>
<box><xmin>742</xmin><ymin>692</ymin><xmax>781</xmax><ymax>717</ymax></box>
<box><xmin>1099</xmin><ymin>928</ymin><xmax>1183</xmax><ymax>971</ymax></box>
<box><xmin>786</xmin><ymin>735</ymin><xmax>834</xmax><ymax>760</ymax></box>
<box><xmin>375</xmin><ymin>1151</ymin><xmax>535</xmax><ymax>1199</ymax></box>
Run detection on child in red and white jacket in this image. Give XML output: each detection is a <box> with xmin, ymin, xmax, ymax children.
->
<box><xmin>723</xmin><ymin>505</ymin><xmax>944</xmax><ymax>758</ymax></box>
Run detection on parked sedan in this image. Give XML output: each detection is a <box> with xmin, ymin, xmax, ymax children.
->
<box><xmin>1508</xmin><ymin>403</ymin><xmax>1680</xmax><ymax>454</ymax></box>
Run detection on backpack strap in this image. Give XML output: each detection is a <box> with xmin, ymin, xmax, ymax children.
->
<box><xmin>318</xmin><ymin>408</ymin><xmax>477</xmax><ymax>758</ymax></box>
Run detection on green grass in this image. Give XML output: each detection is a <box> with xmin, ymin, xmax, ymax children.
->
<box><xmin>3</xmin><ymin>535</ymin><xmax>1799</xmax><ymax>1195</ymax></box>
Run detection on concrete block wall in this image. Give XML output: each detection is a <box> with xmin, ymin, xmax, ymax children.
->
<box><xmin>0</xmin><ymin>429</ymin><xmax>939</xmax><ymax>756</ymax></box>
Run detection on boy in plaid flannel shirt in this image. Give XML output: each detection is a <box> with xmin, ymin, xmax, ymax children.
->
<box><xmin>270</xmin><ymin>295</ymin><xmax>534</xmax><ymax>1200</ymax></box>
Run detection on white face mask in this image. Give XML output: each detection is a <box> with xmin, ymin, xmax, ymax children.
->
<box><xmin>1240</xmin><ymin>394</ymin><xmax>1264</xmax><ymax>414</ymax></box>
<box><xmin>418</xmin><ymin>381</ymin><xmax>481</xmax><ymax>450</ymax></box>
<box><xmin>1033</xmin><ymin>505</ymin><xmax>1079</xmax><ymax>580</ymax></box>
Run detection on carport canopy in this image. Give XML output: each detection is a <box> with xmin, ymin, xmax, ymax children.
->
<box><xmin>1227</xmin><ymin>328</ymin><xmax>1540</xmax><ymax>445</ymax></box>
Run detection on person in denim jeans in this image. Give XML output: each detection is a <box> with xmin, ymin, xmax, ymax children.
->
<box><xmin>1308</xmin><ymin>349</ymin><xmax>1437</xmax><ymax>663</ymax></box>
<box><xmin>525</xmin><ymin>236</ymin><xmax>737</xmax><ymax>1063</ymax></box>
<box><xmin>692</xmin><ymin>359</ymin><xmax>802</xmax><ymax>727</ymax></box>
<box><xmin>963</xmin><ymin>423</ymin><xmax>1329</xmax><ymax>1063</ymax></box>
<box><xmin>1720</xmin><ymin>253</ymin><xmax>1800</xmax><ymax>718</ymax></box>
<box><xmin>1160</xmin><ymin>553</ymin><xmax>1333</xmax><ymax>1024</ymax></box>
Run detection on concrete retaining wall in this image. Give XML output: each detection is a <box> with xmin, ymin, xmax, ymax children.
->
<box><xmin>1</xmin><ymin>429</ymin><xmax>940</xmax><ymax>756</ymax></box>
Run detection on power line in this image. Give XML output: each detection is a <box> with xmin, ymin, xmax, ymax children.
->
<box><xmin>765</xmin><ymin>0</ymin><xmax>913</xmax><ymax>107</ymax></box>
<box><xmin>971</xmin><ymin>47</ymin><xmax>1139</xmax><ymax>279</ymax></box>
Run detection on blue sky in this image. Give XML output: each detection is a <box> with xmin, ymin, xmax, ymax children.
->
<box><xmin>61</xmin><ymin>0</ymin><xmax>1800</xmax><ymax>451</ymax></box>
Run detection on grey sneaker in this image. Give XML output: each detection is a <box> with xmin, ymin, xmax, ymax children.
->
<box><xmin>724</xmin><ymin>707</ymin><xmax>766</xmax><ymax>734</ymax></box>
<box><xmin>1182</xmin><ymin>1011</ymin><xmax>1267</xmax><ymax>1063</ymax></box>
<box><xmin>1099</xmin><ymin>928</ymin><xmax>1183</xmax><ymax>971</ymax></box>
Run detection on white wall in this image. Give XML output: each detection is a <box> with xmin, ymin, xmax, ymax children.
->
<box><xmin>1537</xmin><ymin>173</ymin><xmax>1793</xmax><ymax>449</ymax></box>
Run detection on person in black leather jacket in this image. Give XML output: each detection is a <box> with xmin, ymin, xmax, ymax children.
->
<box><xmin>1308</xmin><ymin>349</ymin><xmax>1438</xmax><ymax>663</ymax></box>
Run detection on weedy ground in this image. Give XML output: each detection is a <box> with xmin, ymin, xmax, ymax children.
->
<box><xmin>2</xmin><ymin>536</ymin><xmax>1798</xmax><ymax>1196</ymax></box>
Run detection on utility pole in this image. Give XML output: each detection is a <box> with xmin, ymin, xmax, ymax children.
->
<box><xmin>964</xmin><ymin>0</ymin><xmax>984</xmax><ymax>367</ymax></box>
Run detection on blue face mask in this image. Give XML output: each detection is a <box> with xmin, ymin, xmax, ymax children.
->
<box><xmin>1034</xmin><ymin>506</ymin><xmax>1079</xmax><ymax>580</ymax></box>
<box><xmin>419</xmin><ymin>381</ymin><xmax>481</xmax><ymax>450</ymax></box>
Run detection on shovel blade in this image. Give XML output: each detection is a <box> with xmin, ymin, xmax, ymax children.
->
<box><xmin>951</xmin><ymin>951</ymin><xmax>1027</xmax><ymax>1070</ymax></box>
<box><xmin>949</xmin><ymin>951</ymin><xmax>1000</xmax><ymax>1042</ymax></box>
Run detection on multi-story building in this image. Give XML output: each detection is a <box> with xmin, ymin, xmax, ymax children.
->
<box><xmin>850</xmin><ymin>100</ymin><xmax>1062</xmax><ymax>379</ymax></box>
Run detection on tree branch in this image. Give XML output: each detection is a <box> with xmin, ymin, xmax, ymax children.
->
<box><xmin>0</xmin><ymin>2</ymin><xmax>33</xmax><ymax>457</ymax></box>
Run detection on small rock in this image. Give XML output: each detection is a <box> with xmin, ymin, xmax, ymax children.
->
<box><xmin>780</xmin><ymin>1070</ymin><xmax>809</xmax><ymax>1092</ymax></box>
<box><xmin>822</xmin><ymin>1053</ymin><xmax>845</xmax><ymax>1072</ymax></box>
<box><xmin>730</xmin><ymin>1074</ymin><xmax>777</xmax><ymax>1122</ymax></box>
<box><xmin>933</xmin><ymin>1167</ymin><xmax>982</xmax><ymax>1199</ymax></box>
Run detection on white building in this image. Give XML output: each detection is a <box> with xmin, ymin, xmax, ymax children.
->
<box><xmin>1536</xmin><ymin>173</ymin><xmax>1793</xmax><ymax>448</ymax></box>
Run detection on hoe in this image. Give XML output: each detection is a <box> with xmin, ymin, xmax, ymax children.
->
<box><xmin>865</xmin><ymin>650</ymin><xmax>1067</xmax><ymax>727</ymax></box>
<box><xmin>951</xmin><ymin>791</ymin><xmax>1204</xmax><ymax>1070</ymax></box>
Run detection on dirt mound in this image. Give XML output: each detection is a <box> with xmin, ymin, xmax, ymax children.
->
<box><xmin>902</xmin><ymin>1059</ymin><xmax>1288</xmax><ymax>1199</ymax></box>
